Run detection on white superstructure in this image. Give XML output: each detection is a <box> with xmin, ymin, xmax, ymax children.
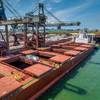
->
<box><xmin>75</xmin><ymin>30</ymin><xmax>90</xmax><ymax>43</ymax></box>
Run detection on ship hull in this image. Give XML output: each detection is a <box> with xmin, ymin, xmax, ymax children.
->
<box><xmin>10</xmin><ymin>45</ymin><xmax>94</xmax><ymax>100</ymax></box>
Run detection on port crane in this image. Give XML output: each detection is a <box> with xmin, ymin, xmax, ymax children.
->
<box><xmin>0</xmin><ymin>0</ymin><xmax>80</xmax><ymax>54</ymax></box>
<box><xmin>26</xmin><ymin>3</ymin><xmax>80</xmax><ymax>29</ymax></box>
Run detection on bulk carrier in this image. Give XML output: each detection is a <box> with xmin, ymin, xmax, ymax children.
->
<box><xmin>0</xmin><ymin>42</ymin><xmax>95</xmax><ymax>100</ymax></box>
<box><xmin>0</xmin><ymin>1</ymin><xmax>95</xmax><ymax>100</ymax></box>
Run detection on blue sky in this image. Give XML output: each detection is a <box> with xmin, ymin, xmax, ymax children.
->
<box><xmin>5</xmin><ymin>0</ymin><xmax>100</xmax><ymax>29</ymax></box>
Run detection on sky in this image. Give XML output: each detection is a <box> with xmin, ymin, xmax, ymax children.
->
<box><xmin>4</xmin><ymin>0</ymin><xmax>100</xmax><ymax>30</ymax></box>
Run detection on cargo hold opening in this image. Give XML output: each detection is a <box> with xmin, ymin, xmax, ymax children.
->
<box><xmin>8</xmin><ymin>60</ymin><xmax>31</xmax><ymax>70</ymax></box>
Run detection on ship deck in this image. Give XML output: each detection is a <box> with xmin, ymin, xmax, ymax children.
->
<box><xmin>0</xmin><ymin>42</ymin><xmax>94</xmax><ymax>99</ymax></box>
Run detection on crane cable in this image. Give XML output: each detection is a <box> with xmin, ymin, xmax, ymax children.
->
<box><xmin>3</xmin><ymin>0</ymin><xmax>22</xmax><ymax>18</ymax></box>
<box><xmin>26</xmin><ymin>6</ymin><xmax>38</xmax><ymax>17</ymax></box>
<box><xmin>45</xmin><ymin>7</ymin><xmax>63</xmax><ymax>23</ymax></box>
<box><xmin>5</xmin><ymin>0</ymin><xmax>22</xmax><ymax>18</ymax></box>
<box><xmin>4</xmin><ymin>4</ymin><xmax>18</xmax><ymax>18</ymax></box>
